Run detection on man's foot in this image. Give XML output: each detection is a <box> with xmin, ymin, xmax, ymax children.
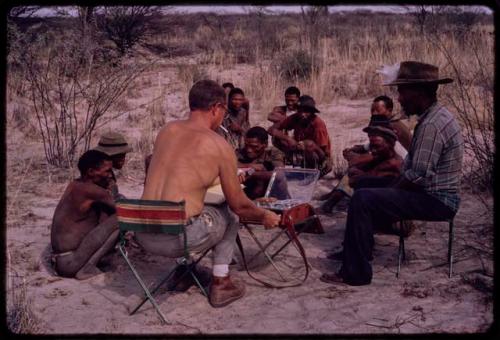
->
<box><xmin>320</xmin><ymin>191</ymin><xmax>345</xmax><ymax>213</ymax></box>
<box><xmin>75</xmin><ymin>263</ymin><xmax>103</xmax><ymax>280</ymax></box>
<box><xmin>209</xmin><ymin>275</ymin><xmax>245</xmax><ymax>308</ymax></box>
<box><xmin>319</xmin><ymin>272</ymin><xmax>345</xmax><ymax>284</ymax></box>
<box><xmin>326</xmin><ymin>250</ymin><xmax>343</xmax><ymax>261</ymax></box>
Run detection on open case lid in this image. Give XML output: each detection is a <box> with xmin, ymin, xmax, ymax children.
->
<box><xmin>257</xmin><ymin>167</ymin><xmax>320</xmax><ymax>210</ymax></box>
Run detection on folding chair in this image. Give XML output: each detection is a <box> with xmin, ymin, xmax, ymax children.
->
<box><xmin>396</xmin><ymin>218</ymin><xmax>455</xmax><ymax>279</ymax></box>
<box><xmin>116</xmin><ymin>199</ymin><xmax>209</xmax><ymax>324</ymax></box>
<box><xmin>238</xmin><ymin>168</ymin><xmax>324</xmax><ymax>287</ymax></box>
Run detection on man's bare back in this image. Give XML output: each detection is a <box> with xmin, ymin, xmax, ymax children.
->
<box><xmin>143</xmin><ymin>119</ymin><xmax>279</xmax><ymax>226</ymax></box>
<box><xmin>143</xmin><ymin>120</ymin><xmax>223</xmax><ymax>217</ymax></box>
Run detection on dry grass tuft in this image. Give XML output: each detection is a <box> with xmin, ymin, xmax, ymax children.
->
<box><xmin>7</xmin><ymin>250</ymin><xmax>41</xmax><ymax>334</ymax></box>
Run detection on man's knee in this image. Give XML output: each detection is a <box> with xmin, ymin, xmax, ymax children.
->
<box><xmin>350</xmin><ymin>188</ymin><xmax>379</xmax><ymax>209</ymax></box>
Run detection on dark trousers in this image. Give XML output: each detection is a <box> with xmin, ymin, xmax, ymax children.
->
<box><xmin>339</xmin><ymin>188</ymin><xmax>455</xmax><ymax>286</ymax></box>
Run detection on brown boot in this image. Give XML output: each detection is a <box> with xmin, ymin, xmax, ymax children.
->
<box><xmin>209</xmin><ymin>275</ymin><xmax>245</xmax><ymax>308</ymax></box>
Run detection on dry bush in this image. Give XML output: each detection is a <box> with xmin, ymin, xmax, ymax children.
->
<box><xmin>176</xmin><ymin>64</ymin><xmax>209</xmax><ymax>92</ymax></box>
<box><xmin>8</xmin><ymin>20</ymin><xmax>150</xmax><ymax>167</ymax></box>
<box><xmin>95</xmin><ymin>6</ymin><xmax>162</xmax><ymax>55</ymax></box>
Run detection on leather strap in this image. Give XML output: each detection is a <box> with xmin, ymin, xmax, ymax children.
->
<box><xmin>236</xmin><ymin>216</ymin><xmax>309</xmax><ymax>288</ymax></box>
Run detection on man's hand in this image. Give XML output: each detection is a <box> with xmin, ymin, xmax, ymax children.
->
<box><xmin>238</xmin><ymin>172</ymin><xmax>247</xmax><ymax>184</ymax></box>
<box><xmin>262</xmin><ymin>210</ymin><xmax>281</xmax><ymax>229</ymax></box>
<box><xmin>249</xmin><ymin>163</ymin><xmax>266</xmax><ymax>171</ymax></box>
<box><xmin>268</xmin><ymin>107</ymin><xmax>286</xmax><ymax>123</ymax></box>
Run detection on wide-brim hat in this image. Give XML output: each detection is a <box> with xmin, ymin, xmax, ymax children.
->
<box><xmin>362</xmin><ymin>125</ymin><xmax>398</xmax><ymax>142</ymax></box>
<box><xmin>383</xmin><ymin>61</ymin><xmax>453</xmax><ymax>86</ymax></box>
<box><xmin>94</xmin><ymin>132</ymin><xmax>133</xmax><ymax>156</ymax></box>
<box><xmin>297</xmin><ymin>95</ymin><xmax>320</xmax><ymax>113</ymax></box>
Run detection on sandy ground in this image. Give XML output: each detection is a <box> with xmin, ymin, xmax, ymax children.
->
<box><xmin>5</xmin><ymin>95</ymin><xmax>494</xmax><ymax>334</ymax></box>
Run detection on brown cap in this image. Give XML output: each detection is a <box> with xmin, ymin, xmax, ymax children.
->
<box><xmin>362</xmin><ymin>125</ymin><xmax>398</xmax><ymax>142</ymax></box>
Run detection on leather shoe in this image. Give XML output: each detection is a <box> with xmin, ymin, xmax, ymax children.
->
<box><xmin>209</xmin><ymin>275</ymin><xmax>245</xmax><ymax>308</ymax></box>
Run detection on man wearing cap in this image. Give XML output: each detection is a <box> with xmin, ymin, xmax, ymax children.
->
<box><xmin>93</xmin><ymin>132</ymin><xmax>133</xmax><ymax>200</ymax></box>
<box><xmin>268</xmin><ymin>95</ymin><xmax>332</xmax><ymax>177</ymax></box>
<box><xmin>321</xmin><ymin>61</ymin><xmax>463</xmax><ymax>286</ymax></box>
<box><xmin>347</xmin><ymin>123</ymin><xmax>403</xmax><ymax>189</ymax></box>
<box><xmin>320</xmin><ymin>95</ymin><xmax>411</xmax><ymax>212</ymax></box>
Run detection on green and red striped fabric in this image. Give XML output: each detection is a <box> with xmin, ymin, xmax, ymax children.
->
<box><xmin>116</xmin><ymin>199</ymin><xmax>186</xmax><ymax>234</ymax></box>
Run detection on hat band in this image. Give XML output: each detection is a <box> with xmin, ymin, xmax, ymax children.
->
<box><xmin>98</xmin><ymin>142</ymin><xmax>128</xmax><ymax>147</ymax></box>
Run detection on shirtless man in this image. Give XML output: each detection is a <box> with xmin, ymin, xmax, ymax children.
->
<box><xmin>51</xmin><ymin>150</ymin><xmax>119</xmax><ymax>280</ymax></box>
<box><xmin>139</xmin><ymin>80</ymin><xmax>281</xmax><ymax>308</ymax></box>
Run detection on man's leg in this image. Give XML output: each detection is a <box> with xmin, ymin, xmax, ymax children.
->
<box><xmin>192</xmin><ymin>204</ymin><xmax>245</xmax><ymax>308</ymax></box>
<box><xmin>55</xmin><ymin>215</ymin><xmax>119</xmax><ymax>279</ymax></box>
<box><xmin>326</xmin><ymin>188</ymin><xmax>454</xmax><ymax>286</ymax></box>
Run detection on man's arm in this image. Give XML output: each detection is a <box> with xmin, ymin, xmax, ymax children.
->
<box><xmin>217</xmin><ymin>141</ymin><xmax>280</xmax><ymax>228</ymax></box>
<box><xmin>368</xmin><ymin>158</ymin><xmax>403</xmax><ymax>178</ymax></box>
<box><xmin>267</xmin><ymin>106</ymin><xmax>286</xmax><ymax>123</ymax></box>
<box><xmin>400</xmin><ymin>123</ymin><xmax>443</xmax><ymax>189</ymax></box>
<box><xmin>79</xmin><ymin>182</ymin><xmax>116</xmax><ymax>215</ymax></box>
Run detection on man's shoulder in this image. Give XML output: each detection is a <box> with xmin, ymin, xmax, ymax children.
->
<box><xmin>312</xmin><ymin>115</ymin><xmax>328</xmax><ymax>128</ymax></box>
<box><xmin>424</xmin><ymin>105</ymin><xmax>459</xmax><ymax>131</ymax></box>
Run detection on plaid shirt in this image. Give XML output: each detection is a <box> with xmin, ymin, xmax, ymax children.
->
<box><xmin>403</xmin><ymin>102</ymin><xmax>464</xmax><ymax>212</ymax></box>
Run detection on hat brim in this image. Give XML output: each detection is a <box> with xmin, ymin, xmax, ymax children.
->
<box><xmin>362</xmin><ymin>126</ymin><xmax>398</xmax><ymax>140</ymax></box>
<box><xmin>94</xmin><ymin>145</ymin><xmax>133</xmax><ymax>156</ymax></box>
<box><xmin>383</xmin><ymin>78</ymin><xmax>454</xmax><ymax>86</ymax></box>
<box><xmin>299</xmin><ymin>105</ymin><xmax>320</xmax><ymax>113</ymax></box>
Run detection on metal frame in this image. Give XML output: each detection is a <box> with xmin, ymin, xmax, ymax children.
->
<box><xmin>396</xmin><ymin>218</ymin><xmax>454</xmax><ymax>279</ymax></box>
<box><xmin>118</xmin><ymin>234</ymin><xmax>210</xmax><ymax>324</ymax></box>
<box><xmin>241</xmin><ymin>215</ymin><xmax>316</xmax><ymax>282</ymax></box>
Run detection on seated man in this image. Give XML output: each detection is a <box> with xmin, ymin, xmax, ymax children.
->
<box><xmin>217</xmin><ymin>87</ymin><xmax>250</xmax><ymax>150</ymax></box>
<box><xmin>51</xmin><ymin>150</ymin><xmax>119</xmax><ymax>280</ymax></box>
<box><xmin>268</xmin><ymin>95</ymin><xmax>332</xmax><ymax>177</ymax></box>
<box><xmin>320</xmin><ymin>61</ymin><xmax>463</xmax><ymax>286</ymax></box>
<box><xmin>320</xmin><ymin>95</ymin><xmax>411</xmax><ymax>210</ymax></box>
<box><xmin>223</xmin><ymin>82</ymin><xmax>249</xmax><ymax>112</ymax></box>
<box><xmin>93</xmin><ymin>132</ymin><xmax>133</xmax><ymax>200</ymax></box>
<box><xmin>348</xmin><ymin>125</ymin><xmax>403</xmax><ymax>187</ymax></box>
<box><xmin>267</xmin><ymin>86</ymin><xmax>301</xmax><ymax>155</ymax></box>
<box><xmin>236</xmin><ymin>126</ymin><xmax>285</xmax><ymax>199</ymax></box>
<box><xmin>321</xmin><ymin>117</ymin><xmax>403</xmax><ymax>213</ymax></box>
<box><xmin>139</xmin><ymin>80</ymin><xmax>280</xmax><ymax>308</ymax></box>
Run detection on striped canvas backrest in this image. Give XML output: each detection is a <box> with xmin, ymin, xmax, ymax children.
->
<box><xmin>116</xmin><ymin>199</ymin><xmax>187</xmax><ymax>234</ymax></box>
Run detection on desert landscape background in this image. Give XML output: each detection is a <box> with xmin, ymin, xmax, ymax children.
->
<box><xmin>5</xmin><ymin>5</ymin><xmax>494</xmax><ymax>335</ymax></box>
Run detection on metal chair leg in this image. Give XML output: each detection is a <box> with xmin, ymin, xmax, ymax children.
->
<box><xmin>118</xmin><ymin>245</ymin><xmax>168</xmax><ymax>324</ymax></box>
<box><xmin>448</xmin><ymin>219</ymin><xmax>454</xmax><ymax>278</ymax></box>
<box><xmin>397</xmin><ymin>232</ymin><xmax>404</xmax><ymax>278</ymax></box>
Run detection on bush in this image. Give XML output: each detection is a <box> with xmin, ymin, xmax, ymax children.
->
<box><xmin>277</xmin><ymin>50</ymin><xmax>318</xmax><ymax>82</ymax></box>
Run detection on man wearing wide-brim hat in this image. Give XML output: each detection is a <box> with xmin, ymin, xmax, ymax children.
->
<box><xmin>93</xmin><ymin>132</ymin><xmax>133</xmax><ymax>200</ymax></box>
<box><xmin>321</xmin><ymin>61</ymin><xmax>464</xmax><ymax>286</ymax></box>
<box><xmin>268</xmin><ymin>95</ymin><xmax>333</xmax><ymax>177</ymax></box>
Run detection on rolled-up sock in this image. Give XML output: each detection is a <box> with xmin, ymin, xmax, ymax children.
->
<box><xmin>213</xmin><ymin>264</ymin><xmax>229</xmax><ymax>277</ymax></box>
